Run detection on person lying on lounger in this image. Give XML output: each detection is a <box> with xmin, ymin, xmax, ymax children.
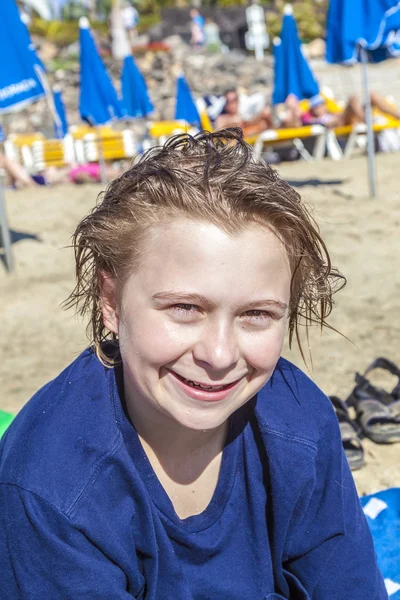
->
<box><xmin>0</xmin><ymin>153</ymin><xmax>128</xmax><ymax>188</ymax></box>
<box><xmin>301</xmin><ymin>92</ymin><xmax>400</xmax><ymax>128</ymax></box>
<box><xmin>215</xmin><ymin>90</ymin><xmax>302</xmax><ymax>136</ymax></box>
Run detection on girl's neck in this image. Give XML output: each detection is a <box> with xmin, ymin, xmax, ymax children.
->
<box><xmin>124</xmin><ymin>386</ymin><xmax>228</xmax><ymax>484</ymax></box>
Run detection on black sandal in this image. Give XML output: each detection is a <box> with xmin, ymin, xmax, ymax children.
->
<box><xmin>364</xmin><ymin>357</ymin><xmax>400</xmax><ymax>418</ymax></box>
<box><xmin>347</xmin><ymin>367</ymin><xmax>400</xmax><ymax>444</ymax></box>
<box><xmin>329</xmin><ymin>396</ymin><xmax>365</xmax><ymax>470</ymax></box>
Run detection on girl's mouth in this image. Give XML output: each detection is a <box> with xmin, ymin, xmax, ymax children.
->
<box><xmin>168</xmin><ymin>370</ymin><xmax>243</xmax><ymax>402</ymax></box>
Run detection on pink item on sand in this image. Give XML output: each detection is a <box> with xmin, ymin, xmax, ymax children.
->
<box><xmin>68</xmin><ymin>163</ymin><xmax>101</xmax><ymax>183</ymax></box>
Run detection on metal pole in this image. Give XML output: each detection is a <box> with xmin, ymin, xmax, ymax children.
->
<box><xmin>96</xmin><ymin>126</ymin><xmax>108</xmax><ymax>184</ymax></box>
<box><xmin>360</xmin><ymin>46</ymin><xmax>377</xmax><ymax>198</ymax></box>
<box><xmin>0</xmin><ymin>173</ymin><xmax>13</xmax><ymax>272</ymax></box>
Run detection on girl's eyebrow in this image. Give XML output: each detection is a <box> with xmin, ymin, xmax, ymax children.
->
<box><xmin>245</xmin><ymin>299</ymin><xmax>288</xmax><ymax>312</ymax></box>
<box><xmin>151</xmin><ymin>292</ymin><xmax>214</xmax><ymax>309</ymax></box>
<box><xmin>151</xmin><ymin>292</ymin><xmax>287</xmax><ymax>312</ymax></box>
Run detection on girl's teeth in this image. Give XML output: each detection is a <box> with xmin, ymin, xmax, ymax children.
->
<box><xmin>181</xmin><ymin>376</ymin><xmax>226</xmax><ymax>391</ymax></box>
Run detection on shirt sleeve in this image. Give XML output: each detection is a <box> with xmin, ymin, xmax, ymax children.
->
<box><xmin>285</xmin><ymin>407</ymin><xmax>388</xmax><ymax>600</ymax></box>
<box><xmin>0</xmin><ymin>483</ymin><xmax>136</xmax><ymax>599</ymax></box>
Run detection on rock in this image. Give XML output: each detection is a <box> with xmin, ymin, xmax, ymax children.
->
<box><xmin>303</xmin><ymin>38</ymin><xmax>326</xmax><ymax>59</ymax></box>
<box><xmin>163</xmin><ymin>35</ymin><xmax>187</xmax><ymax>51</ymax></box>
<box><xmin>37</xmin><ymin>40</ymin><xmax>58</xmax><ymax>62</ymax></box>
<box><xmin>60</xmin><ymin>41</ymin><xmax>80</xmax><ymax>59</ymax></box>
<box><xmin>148</xmin><ymin>24</ymin><xmax>165</xmax><ymax>43</ymax></box>
<box><xmin>54</xmin><ymin>69</ymin><xmax>65</xmax><ymax>81</ymax></box>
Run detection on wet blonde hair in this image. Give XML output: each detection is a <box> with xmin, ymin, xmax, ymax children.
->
<box><xmin>66</xmin><ymin>128</ymin><xmax>345</xmax><ymax>364</ymax></box>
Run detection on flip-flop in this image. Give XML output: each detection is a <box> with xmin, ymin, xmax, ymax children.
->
<box><xmin>329</xmin><ymin>396</ymin><xmax>365</xmax><ymax>470</ymax></box>
<box><xmin>347</xmin><ymin>372</ymin><xmax>400</xmax><ymax>444</ymax></box>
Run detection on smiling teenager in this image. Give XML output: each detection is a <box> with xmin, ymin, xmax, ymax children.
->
<box><xmin>0</xmin><ymin>130</ymin><xmax>387</xmax><ymax>599</ymax></box>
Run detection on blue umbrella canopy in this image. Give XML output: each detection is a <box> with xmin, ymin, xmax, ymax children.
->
<box><xmin>0</xmin><ymin>0</ymin><xmax>45</xmax><ymax>113</ymax></box>
<box><xmin>326</xmin><ymin>0</ymin><xmax>400</xmax><ymax>64</ymax></box>
<box><xmin>53</xmin><ymin>87</ymin><xmax>69</xmax><ymax>138</ymax></box>
<box><xmin>20</xmin><ymin>15</ymin><xmax>46</xmax><ymax>73</ymax></box>
<box><xmin>272</xmin><ymin>4</ymin><xmax>319</xmax><ymax>105</ymax></box>
<box><xmin>79</xmin><ymin>17</ymin><xmax>125</xmax><ymax>125</ymax></box>
<box><xmin>175</xmin><ymin>75</ymin><xmax>201</xmax><ymax>126</ymax></box>
<box><xmin>121</xmin><ymin>55</ymin><xmax>154</xmax><ymax>119</ymax></box>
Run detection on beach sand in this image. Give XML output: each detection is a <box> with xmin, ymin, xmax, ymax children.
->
<box><xmin>1</xmin><ymin>153</ymin><xmax>399</xmax><ymax>496</ymax></box>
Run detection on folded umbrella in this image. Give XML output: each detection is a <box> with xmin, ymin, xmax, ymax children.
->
<box><xmin>272</xmin><ymin>4</ymin><xmax>319</xmax><ymax>105</ymax></box>
<box><xmin>79</xmin><ymin>17</ymin><xmax>125</xmax><ymax>126</ymax></box>
<box><xmin>175</xmin><ymin>74</ymin><xmax>201</xmax><ymax>127</ymax></box>
<box><xmin>121</xmin><ymin>55</ymin><xmax>154</xmax><ymax>119</ymax></box>
<box><xmin>53</xmin><ymin>86</ymin><xmax>69</xmax><ymax>139</ymax></box>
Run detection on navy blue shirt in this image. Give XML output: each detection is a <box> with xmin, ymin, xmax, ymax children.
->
<box><xmin>0</xmin><ymin>348</ymin><xmax>387</xmax><ymax>599</ymax></box>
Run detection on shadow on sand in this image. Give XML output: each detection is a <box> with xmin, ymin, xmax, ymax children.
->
<box><xmin>286</xmin><ymin>178</ymin><xmax>346</xmax><ymax>188</ymax></box>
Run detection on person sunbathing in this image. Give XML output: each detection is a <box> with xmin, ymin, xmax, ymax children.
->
<box><xmin>0</xmin><ymin>153</ymin><xmax>128</xmax><ymax>188</ymax></box>
<box><xmin>301</xmin><ymin>92</ymin><xmax>400</xmax><ymax>128</ymax></box>
<box><xmin>215</xmin><ymin>90</ymin><xmax>274</xmax><ymax>136</ymax></box>
<box><xmin>215</xmin><ymin>91</ymin><xmax>305</xmax><ymax>136</ymax></box>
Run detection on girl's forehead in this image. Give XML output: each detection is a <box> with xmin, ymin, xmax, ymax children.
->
<box><xmin>125</xmin><ymin>218</ymin><xmax>291</xmax><ymax>294</ymax></box>
<box><xmin>143</xmin><ymin>218</ymin><xmax>283</xmax><ymax>257</ymax></box>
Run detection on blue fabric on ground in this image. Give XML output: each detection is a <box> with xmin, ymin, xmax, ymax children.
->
<box><xmin>361</xmin><ymin>488</ymin><xmax>400</xmax><ymax>598</ymax></box>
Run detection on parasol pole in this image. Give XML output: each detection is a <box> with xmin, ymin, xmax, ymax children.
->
<box><xmin>96</xmin><ymin>125</ymin><xmax>108</xmax><ymax>185</ymax></box>
<box><xmin>359</xmin><ymin>45</ymin><xmax>377</xmax><ymax>198</ymax></box>
<box><xmin>0</xmin><ymin>171</ymin><xmax>13</xmax><ymax>272</ymax></box>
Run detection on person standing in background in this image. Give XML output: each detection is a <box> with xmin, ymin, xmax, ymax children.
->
<box><xmin>190</xmin><ymin>8</ymin><xmax>205</xmax><ymax>47</ymax></box>
<box><xmin>204</xmin><ymin>18</ymin><xmax>222</xmax><ymax>52</ymax></box>
<box><xmin>121</xmin><ymin>0</ymin><xmax>139</xmax><ymax>44</ymax></box>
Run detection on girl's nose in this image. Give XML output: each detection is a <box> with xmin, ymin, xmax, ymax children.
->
<box><xmin>192</xmin><ymin>319</ymin><xmax>240</xmax><ymax>373</ymax></box>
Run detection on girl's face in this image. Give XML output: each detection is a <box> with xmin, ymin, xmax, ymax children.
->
<box><xmin>101</xmin><ymin>219</ymin><xmax>291</xmax><ymax>433</ymax></box>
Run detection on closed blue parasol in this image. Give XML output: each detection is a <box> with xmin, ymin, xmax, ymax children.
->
<box><xmin>79</xmin><ymin>17</ymin><xmax>125</xmax><ymax>125</ymax></box>
<box><xmin>53</xmin><ymin>86</ymin><xmax>69</xmax><ymax>138</ymax></box>
<box><xmin>175</xmin><ymin>75</ymin><xmax>201</xmax><ymax>126</ymax></box>
<box><xmin>0</xmin><ymin>0</ymin><xmax>45</xmax><ymax>113</ymax></box>
<box><xmin>121</xmin><ymin>55</ymin><xmax>154</xmax><ymax>119</ymax></box>
<box><xmin>272</xmin><ymin>4</ymin><xmax>319</xmax><ymax>105</ymax></box>
<box><xmin>326</xmin><ymin>0</ymin><xmax>400</xmax><ymax>197</ymax></box>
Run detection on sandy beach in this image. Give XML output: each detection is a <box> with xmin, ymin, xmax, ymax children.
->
<box><xmin>1</xmin><ymin>152</ymin><xmax>399</xmax><ymax>496</ymax></box>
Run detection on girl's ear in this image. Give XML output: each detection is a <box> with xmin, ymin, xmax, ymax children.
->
<box><xmin>99</xmin><ymin>272</ymin><xmax>119</xmax><ymax>334</ymax></box>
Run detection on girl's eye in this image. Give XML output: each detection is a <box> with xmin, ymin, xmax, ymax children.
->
<box><xmin>243</xmin><ymin>310</ymin><xmax>272</xmax><ymax>322</ymax></box>
<box><xmin>170</xmin><ymin>304</ymin><xmax>200</xmax><ymax>316</ymax></box>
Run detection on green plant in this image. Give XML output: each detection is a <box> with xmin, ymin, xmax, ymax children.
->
<box><xmin>29</xmin><ymin>17</ymin><xmax>109</xmax><ymax>47</ymax></box>
<box><xmin>266</xmin><ymin>0</ymin><xmax>328</xmax><ymax>43</ymax></box>
<box><xmin>30</xmin><ymin>18</ymin><xmax>78</xmax><ymax>45</ymax></box>
<box><xmin>137</xmin><ymin>12</ymin><xmax>161</xmax><ymax>33</ymax></box>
